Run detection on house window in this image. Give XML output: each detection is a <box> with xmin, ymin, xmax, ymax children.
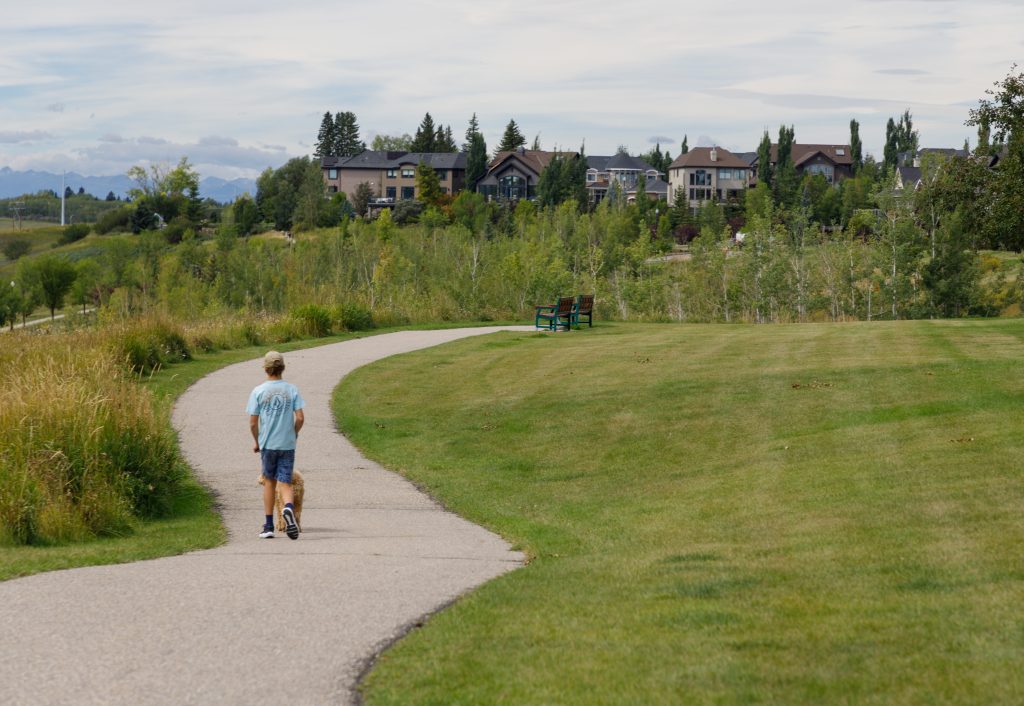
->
<box><xmin>386</xmin><ymin>169</ymin><xmax>397</xmax><ymax>178</ymax></box>
<box><xmin>689</xmin><ymin>170</ymin><xmax>710</xmax><ymax>186</ymax></box>
<box><xmin>328</xmin><ymin>168</ymin><xmax>338</xmax><ymax>180</ymax></box>
<box><xmin>718</xmin><ymin>169</ymin><xmax>745</xmax><ymax>181</ymax></box>
<box><xmin>402</xmin><ymin>168</ymin><xmax>415</xmax><ymax>178</ymax></box>
<box><xmin>499</xmin><ymin>174</ymin><xmax>526</xmax><ymax>199</ymax></box>
<box><xmin>806</xmin><ymin>164</ymin><xmax>834</xmax><ymax>184</ymax></box>
<box><xmin>327</xmin><ymin>185</ymin><xmax>338</xmax><ymax>193</ymax></box>
<box><xmin>587</xmin><ymin>171</ymin><xmax>596</xmax><ymax>182</ymax></box>
<box><xmin>436</xmin><ymin>170</ymin><xmax>448</xmax><ymax>181</ymax></box>
<box><xmin>689</xmin><ymin>188</ymin><xmax>712</xmax><ymax>201</ymax></box>
<box><xmin>385</xmin><ymin>186</ymin><xmax>396</xmax><ymax>200</ymax></box>
<box><xmin>401</xmin><ymin>186</ymin><xmax>415</xmax><ymax>199</ymax></box>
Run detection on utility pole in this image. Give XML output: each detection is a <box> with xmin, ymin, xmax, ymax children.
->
<box><xmin>10</xmin><ymin>201</ymin><xmax>25</xmax><ymax>229</ymax></box>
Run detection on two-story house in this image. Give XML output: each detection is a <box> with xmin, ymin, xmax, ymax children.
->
<box><xmin>667</xmin><ymin>147</ymin><xmax>751</xmax><ymax>211</ymax></box>
<box><xmin>750</xmin><ymin>143</ymin><xmax>853</xmax><ymax>185</ymax></box>
<box><xmin>586</xmin><ymin>154</ymin><xmax>668</xmax><ymax>203</ymax></box>
<box><xmin>321</xmin><ymin>151</ymin><xmax>467</xmax><ymax>202</ymax></box>
<box><xmin>476</xmin><ymin>148</ymin><xmax>577</xmax><ymax>201</ymax></box>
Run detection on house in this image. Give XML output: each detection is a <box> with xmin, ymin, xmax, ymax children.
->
<box><xmin>475</xmin><ymin>148</ymin><xmax>576</xmax><ymax>201</ymax></box>
<box><xmin>751</xmin><ymin>143</ymin><xmax>853</xmax><ymax>185</ymax></box>
<box><xmin>586</xmin><ymin>154</ymin><xmax>666</xmax><ymax>203</ymax></box>
<box><xmin>321</xmin><ymin>151</ymin><xmax>467</xmax><ymax>202</ymax></box>
<box><xmin>895</xmin><ymin>166</ymin><xmax>922</xmax><ymax>191</ymax></box>
<box><xmin>666</xmin><ymin>146</ymin><xmax>751</xmax><ymax>210</ymax></box>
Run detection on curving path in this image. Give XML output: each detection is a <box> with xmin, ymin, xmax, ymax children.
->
<box><xmin>0</xmin><ymin>327</ymin><xmax>529</xmax><ymax>705</ymax></box>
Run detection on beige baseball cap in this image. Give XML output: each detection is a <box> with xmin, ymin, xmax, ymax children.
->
<box><xmin>263</xmin><ymin>351</ymin><xmax>284</xmax><ymax>369</ymax></box>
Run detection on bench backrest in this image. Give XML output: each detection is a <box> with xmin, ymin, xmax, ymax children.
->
<box><xmin>576</xmin><ymin>294</ymin><xmax>594</xmax><ymax>314</ymax></box>
<box><xmin>557</xmin><ymin>296</ymin><xmax>576</xmax><ymax>315</ymax></box>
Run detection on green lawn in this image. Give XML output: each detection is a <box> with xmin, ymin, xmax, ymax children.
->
<box><xmin>335</xmin><ymin>320</ymin><xmax>1024</xmax><ymax>705</ymax></box>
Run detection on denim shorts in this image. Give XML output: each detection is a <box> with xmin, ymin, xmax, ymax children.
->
<box><xmin>260</xmin><ymin>448</ymin><xmax>295</xmax><ymax>484</ymax></box>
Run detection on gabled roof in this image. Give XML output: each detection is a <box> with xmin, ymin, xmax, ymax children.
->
<box><xmin>897</xmin><ymin>166</ymin><xmax>922</xmax><ymax>188</ymax></box>
<box><xmin>918</xmin><ymin>147</ymin><xmax>969</xmax><ymax>159</ymax></box>
<box><xmin>668</xmin><ymin>146</ymin><xmax>749</xmax><ymax>170</ymax></box>
<box><xmin>322</xmin><ymin>150</ymin><xmax>467</xmax><ymax>170</ymax></box>
<box><xmin>630</xmin><ymin>177</ymin><xmax>669</xmax><ymax>195</ymax></box>
<box><xmin>487</xmin><ymin>149</ymin><xmax>577</xmax><ymax>176</ymax></box>
<box><xmin>761</xmin><ymin>144</ymin><xmax>852</xmax><ymax>167</ymax></box>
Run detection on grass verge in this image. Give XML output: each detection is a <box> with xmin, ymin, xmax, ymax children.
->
<box><xmin>336</xmin><ymin>320</ymin><xmax>1024</xmax><ymax>705</ymax></box>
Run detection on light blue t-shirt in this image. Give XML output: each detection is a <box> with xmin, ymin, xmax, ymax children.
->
<box><xmin>246</xmin><ymin>380</ymin><xmax>305</xmax><ymax>451</ymax></box>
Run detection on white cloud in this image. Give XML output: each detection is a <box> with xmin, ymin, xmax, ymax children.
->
<box><xmin>0</xmin><ymin>0</ymin><xmax>1019</xmax><ymax>172</ymax></box>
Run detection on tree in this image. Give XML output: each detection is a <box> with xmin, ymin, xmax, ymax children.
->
<box><xmin>463</xmin><ymin>113</ymin><xmax>480</xmax><ymax>151</ymax></box>
<box><xmin>756</xmin><ymin>130</ymin><xmax>772</xmax><ymax>187</ymax></box>
<box><xmin>773</xmin><ymin>125</ymin><xmax>797</xmax><ymax>208</ymax></box>
<box><xmin>897</xmin><ymin>110</ymin><xmax>919</xmax><ymax>159</ymax></box>
<box><xmin>314</xmin><ymin>111</ymin><xmax>336</xmax><ymax>157</ymax></box>
<box><xmin>441</xmin><ymin>125</ymin><xmax>457</xmax><ymax>152</ymax></box>
<box><xmin>850</xmin><ymin>119</ymin><xmax>863</xmax><ymax>174</ymax></box>
<box><xmin>352</xmin><ymin>182</ymin><xmax>374</xmax><ymax>218</ymax></box>
<box><xmin>531</xmin><ymin>133</ymin><xmax>542</xmax><ymax>151</ymax></box>
<box><xmin>497</xmin><ymin>119</ymin><xmax>527</xmax><ymax>152</ymax></box>
<box><xmin>464</xmin><ymin>115</ymin><xmax>489</xmax><ymax>191</ymax></box>
<box><xmin>232</xmin><ymin>195</ymin><xmax>259</xmax><ymax>236</ymax></box>
<box><xmin>884</xmin><ymin>117</ymin><xmax>900</xmax><ymax>173</ymax></box>
<box><xmin>411</xmin><ymin>113</ymin><xmax>438</xmax><ymax>152</ymax></box>
<box><xmin>334</xmin><ymin>111</ymin><xmax>364</xmax><ymax>157</ymax></box>
<box><xmin>415</xmin><ymin>162</ymin><xmax>444</xmax><ymax>208</ymax></box>
<box><xmin>371</xmin><ymin>133</ymin><xmax>413</xmax><ymax>151</ymax></box>
<box><xmin>966</xmin><ymin>65</ymin><xmax>1024</xmax><ymax>251</ymax></box>
<box><xmin>105</xmin><ymin>191</ymin><xmax>117</xmax><ymax>202</ymax></box>
<box><xmin>680</xmin><ymin>135</ymin><xmax>689</xmax><ymax>155</ymax></box>
<box><xmin>31</xmin><ymin>255</ymin><xmax>77</xmax><ymax>319</ymax></box>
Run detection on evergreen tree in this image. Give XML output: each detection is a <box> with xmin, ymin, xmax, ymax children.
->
<box><xmin>680</xmin><ymin>135</ymin><xmax>689</xmax><ymax>155</ymax></box>
<box><xmin>497</xmin><ymin>119</ymin><xmax>527</xmax><ymax>152</ymax></box>
<box><xmin>334</xmin><ymin>112</ymin><xmax>364</xmax><ymax>157</ymax></box>
<box><xmin>976</xmin><ymin>114</ymin><xmax>991</xmax><ymax>155</ymax></box>
<box><xmin>531</xmin><ymin>134</ymin><xmax>542</xmax><ymax>151</ymax></box>
<box><xmin>315</xmin><ymin>111</ymin><xmax>336</xmax><ymax>157</ymax></box>
<box><xmin>105</xmin><ymin>191</ymin><xmax>116</xmax><ymax>202</ymax></box>
<box><xmin>850</xmin><ymin>119</ymin><xmax>863</xmax><ymax>174</ymax></box>
<box><xmin>411</xmin><ymin>113</ymin><xmax>438</xmax><ymax>152</ymax></box>
<box><xmin>756</xmin><ymin>130</ymin><xmax>773</xmax><ymax>187</ymax></box>
<box><xmin>463</xmin><ymin>113</ymin><xmax>480</xmax><ymax>151</ymax></box>
<box><xmin>466</xmin><ymin>131</ymin><xmax>488</xmax><ymax>191</ymax></box>
<box><xmin>443</xmin><ymin>125</ymin><xmax>457</xmax><ymax>152</ymax></box>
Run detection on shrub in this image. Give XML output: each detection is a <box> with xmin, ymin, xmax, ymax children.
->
<box><xmin>2</xmin><ymin>239</ymin><xmax>31</xmax><ymax>260</ymax></box>
<box><xmin>289</xmin><ymin>303</ymin><xmax>333</xmax><ymax>338</ymax></box>
<box><xmin>59</xmin><ymin>223</ymin><xmax>91</xmax><ymax>245</ymax></box>
<box><xmin>94</xmin><ymin>206</ymin><xmax>132</xmax><ymax>235</ymax></box>
<box><xmin>332</xmin><ymin>301</ymin><xmax>375</xmax><ymax>331</ymax></box>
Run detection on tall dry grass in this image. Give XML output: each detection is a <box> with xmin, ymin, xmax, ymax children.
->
<box><xmin>0</xmin><ymin>329</ymin><xmax>185</xmax><ymax>545</ymax></box>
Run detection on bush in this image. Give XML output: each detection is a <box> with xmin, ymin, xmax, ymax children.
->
<box><xmin>289</xmin><ymin>303</ymin><xmax>333</xmax><ymax>338</ymax></box>
<box><xmin>2</xmin><ymin>239</ymin><xmax>31</xmax><ymax>260</ymax></box>
<box><xmin>59</xmin><ymin>223</ymin><xmax>91</xmax><ymax>245</ymax></box>
<box><xmin>94</xmin><ymin>206</ymin><xmax>132</xmax><ymax>235</ymax></box>
<box><xmin>332</xmin><ymin>302</ymin><xmax>375</xmax><ymax>331</ymax></box>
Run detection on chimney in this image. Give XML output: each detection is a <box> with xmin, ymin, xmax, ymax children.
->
<box><xmin>710</xmin><ymin>147</ymin><xmax>718</xmax><ymax>162</ymax></box>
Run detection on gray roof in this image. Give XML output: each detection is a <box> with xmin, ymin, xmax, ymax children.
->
<box><xmin>587</xmin><ymin>154</ymin><xmax>658</xmax><ymax>173</ymax></box>
<box><xmin>897</xmin><ymin>166</ymin><xmax>921</xmax><ymax>186</ymax></box>
<box><xmin>734</xmin><ymin>152</ymin><xmax>758</xmax><ymax>165</ymax></box>
<box><xmin>322</xmin><ymin>150</ymin><xmax>467</xmax><ymax>170</ymax></box>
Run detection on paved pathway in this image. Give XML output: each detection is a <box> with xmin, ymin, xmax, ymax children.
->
<box><xmin>0</xmin><ymin>327</ymin><xmax>529</xmax><ymax>705</ymax></box>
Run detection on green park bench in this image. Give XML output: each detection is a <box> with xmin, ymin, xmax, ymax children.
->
<box><xmin>535</xmin><ymin>296</ymin><xmax>576</xmax><ymax>331</ymax></box>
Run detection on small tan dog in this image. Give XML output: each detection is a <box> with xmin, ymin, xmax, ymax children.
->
<box><xmin>258</xmin><ymin>469</ymin><xmax>304</xmax><ymax>533</ymax></box>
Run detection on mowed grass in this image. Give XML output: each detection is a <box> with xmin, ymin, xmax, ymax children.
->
<box><xmin>335</xmin><ymin>320</ymin><xmax>1024</xmax><ymax>705</ymax></box>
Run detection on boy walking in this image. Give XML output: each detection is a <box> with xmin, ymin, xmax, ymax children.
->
<box><xmin>247</xmin><ymin>351</ymin><xmax>305</xmax><ymax>540</ymax></box>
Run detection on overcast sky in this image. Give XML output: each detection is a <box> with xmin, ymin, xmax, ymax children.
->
<box><xmin>1</xmin><ymin>0</ymin><xmax>1020</xmax><ymax>179</ymax></box>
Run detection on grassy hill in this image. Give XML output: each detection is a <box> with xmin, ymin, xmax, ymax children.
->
<box><xmin>336</xmin><ymin>320</ymin><xmax>1024</xmax><ymax>705</ymax></box>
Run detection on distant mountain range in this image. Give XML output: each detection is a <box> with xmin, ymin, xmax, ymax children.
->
<box><xmin>0</xmin><ymin>167</ymin><xmax>257</xmax><ymax>204</ymax></box>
